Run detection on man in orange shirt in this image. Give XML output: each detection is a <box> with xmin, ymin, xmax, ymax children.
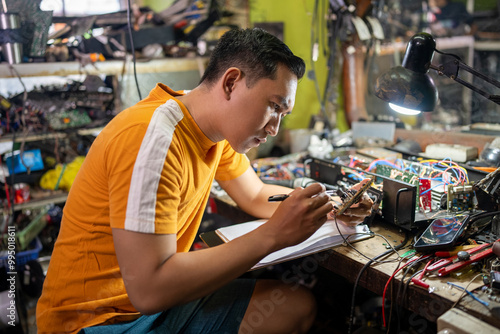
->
<box><xmin>37</xmin><ymin>28</ymin><xmax>371</xmax><ymax>333</ymax></box>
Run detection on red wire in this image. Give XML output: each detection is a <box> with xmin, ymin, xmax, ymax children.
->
<box><xmin>381</xmin><ymin>255</ymin><xmax>431</xmax><ymax>328</ymax></box>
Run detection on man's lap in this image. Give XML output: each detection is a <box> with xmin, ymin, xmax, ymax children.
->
<box><xmin>80</xmin><ymin>279</ymin><xmax>256</xmax><ymax>334</ymax></box>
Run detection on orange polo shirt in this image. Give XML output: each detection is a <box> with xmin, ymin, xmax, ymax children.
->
<box><xmin>36</xmin><ymin>84</ymin><xmax>249</xmax><ymax>333</ymax></box>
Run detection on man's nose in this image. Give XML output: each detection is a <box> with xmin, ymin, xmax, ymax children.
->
<box><xmin>265</xmin><ymin>117</ymin><xmax>280</xmax><ymax>136</ymax></box>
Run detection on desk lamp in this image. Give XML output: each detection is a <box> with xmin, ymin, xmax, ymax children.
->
<box><xmin>373</xmin><ymin>32</ymin><xmax>500</xmax><ymax>115</ymax></box>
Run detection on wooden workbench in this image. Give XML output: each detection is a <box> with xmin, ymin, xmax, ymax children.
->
<box><xmin>319</xmin><ymin>220</ymin><xmax>500</xmax><ymax>328</ymax></box>
<box><xmin>213</xmin><ymin>196</ymin><xmax>500</xmax><ymax>329</ymax></box>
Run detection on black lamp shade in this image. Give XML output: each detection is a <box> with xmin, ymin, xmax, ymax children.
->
<box><xmin>374</xmin><ymin>33</ymin><xmax>439</xmax><ymax>112</ymax></box>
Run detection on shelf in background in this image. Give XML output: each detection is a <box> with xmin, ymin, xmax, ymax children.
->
<box><xmin>0</xmin><ymin>57</ymin><xmax>207</xmax><ymax>78</ymax></box>
<box><xmin>13</xmin><ymin>192</ymin><xmax>68</xmax><ymax>211</ymax></box>
<box><xmin>0</xmin><ymin>127</ymin><xmax>104</xmax><ymax>144</ymax></box>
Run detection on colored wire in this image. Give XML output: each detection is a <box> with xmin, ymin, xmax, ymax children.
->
<box><xmin>386</xmin><ymin>256</ymin><xmax>406</xmax><ymax>334</ymax></box>
<box><xmin>440</xmin><ymin>158</ymin><xmax>470</xmax><ymax>183</ymax></box>
<box><xmin>419</xmin><ymin>182</ymin><xmax>446</xmax><ymax>196</ymax></box>
<box><xmin>344</xmin><ymin>222</ymin><xmax>410</xmax><ymax>334</ymax></box>
<box><xmin>127</xmin><ymin>0</ymin><xmax>142</xmax><ymax>101</ymax></box>
<box><xmin>419</xmin><ymin>159</ymin><xmax>469</xmax><ymax>184</ymax></box>
<box><xmin>334</xmin><ymin>217</ymin><xmax>403</xmax><ymax>264</ymax></box>
<box><xmin>395</xmin><ymin>259</ymin><xmax>424</xmax><ymax>330</ymax></box>
<box><xmin>366</xmin><ymin>159</ymin><xmax>401</xmax><ymax>172</ymax></box>
<box><xmin>381</xmin><ymin>254</ymin><xmax>432</xmax><ymax>328</ymax></box>
<box><xmin>54</xmin><ymin>164</ymin><xmax>67</xmax><ymax>191</ymax></box>
<box><xmin>448</xmin><ymin>276</ymin><xmax>489</xmax><ymax>308</ymax></box>
<box><xmin>397</xmin><ymin>268</ymin><xmax>424</xmax><ymax>332</ymax></box>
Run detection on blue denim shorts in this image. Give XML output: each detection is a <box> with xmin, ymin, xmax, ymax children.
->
<box><xmin>80</xmin><ymin>279</ymin><xmax>256</xmax><ymax>334</ymax></box>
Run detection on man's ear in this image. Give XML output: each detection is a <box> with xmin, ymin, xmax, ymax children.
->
<box><xmin>222</xmin><ymin>68</ymin><xmax>243</xmax><ymax>100</ymax></box>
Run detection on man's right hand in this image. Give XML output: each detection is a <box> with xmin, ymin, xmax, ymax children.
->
<box><xmin>256</xmin><ymin>183</ymin><xmax>334</xmax><ymax>252</ymax></box>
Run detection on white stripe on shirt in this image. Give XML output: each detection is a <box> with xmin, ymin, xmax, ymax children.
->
<box><xmin>124</xmin><ymin>99</ymin><xmax>184</xmax><ymax>233</ymax></box>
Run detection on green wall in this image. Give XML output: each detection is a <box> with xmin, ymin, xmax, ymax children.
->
<box><xmin>142</xmin><ymin>0</ymin><xmax>175</xmax><ymax>12</ymax></box>
<box><xmin>249</xmin><ymin>0</ymin><xmax>329</xmax><ymax>129</ymax></box>
<box><xmin>143</xmin><ymin>0</ymin><xmax>329</xmax><ymax>129</ymax></box>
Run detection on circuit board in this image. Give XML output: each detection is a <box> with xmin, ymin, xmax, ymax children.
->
<box><xmin>335</xmin><ymin>176</ymin><xmax>375</xmax><ymax>216</ymax></box>
<box><xmin>46</xmin><ymin>109</ymin><xmax>92</xmax><ymax>130</ymax></box>
<box><xmin>447</xmin><ymin>184</ymin><xmax>474</xmax><ymax>212</ymax></box>
<box><xmin>375</xmin><ymin>165</ymin><xmax>421</xmax><ymax>209</ymax></box>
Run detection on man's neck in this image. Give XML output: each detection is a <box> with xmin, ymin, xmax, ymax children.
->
<box><xmin>177</xmin><ymin>86</ymin><xmax>223</xmax><ymax>143</ymax></box>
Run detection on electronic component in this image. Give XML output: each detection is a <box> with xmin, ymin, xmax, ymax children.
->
<box><xmin>46</xmin><ymin>109</ymin><xmax>92</xmax><ymax>130</ymax></box>
<box><xmin>5</xmin><ymin>79</ymin><xmax>115</xmax><ymax>134</ymax></box>
<box><xmin>474</xmin><ymin>167</ymin><xmax>500</xmax><ymax>212</ymax></box>
<box><xmin>414</xmin><ymin>214</ymin><xmax>470</xmax><ymax>252</ymax></box>
<box><xmin>307</xmin><ymin>158</ymin><xmax>416</xmax><ymax>230</ymax></box>
<box><xmin>419</xmin><ymin>178</ymin><xmax>432</xmax><ymax>212</ymax></box>
<box><xmin>492</xmin><ymin>271</ymin><xmax>500</xmax><ymax>291</ymax></box>
<box><xmin>447</xmin><ymin>184</ymin><xmax>474</xmax><ymax>212</ymax></box>
<box><xmin>334</xmin><ymin>176</ymin><xmax>375</xmax><ymax>216</ymax></box>
<box><xmin>373</xmin><ymin>164</ymin><xmax>426</xmax><ymax>212</ymax></box>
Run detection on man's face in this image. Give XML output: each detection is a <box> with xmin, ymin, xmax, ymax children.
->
<box><xmin>223</xmin><ymin>64</ymin><xmax>298</xmax><ymax>154</ymax></box>
<box><xmin>431</xmin><ymin>0</ymin><xmax>447</xmax><ymax>8</ymax></box>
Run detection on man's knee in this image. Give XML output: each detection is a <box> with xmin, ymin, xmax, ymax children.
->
<box><xmin>239</xmin><ymin>279</ymin><xmax>316</xmax><ymax>334</ymax></box>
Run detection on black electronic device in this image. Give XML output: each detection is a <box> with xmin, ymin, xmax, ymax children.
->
<box><xmin>414</xmin><ymin>214</ymin><xmax>470</xmax><ymax>252</ymax></box>
<box><xmin>307</xmin><ymin>157</ymin><xmax>418</xmax><ymax>230</ymax></box>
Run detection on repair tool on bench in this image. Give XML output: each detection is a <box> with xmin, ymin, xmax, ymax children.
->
<box><xmin>411</xmin><ymin>258</ymin><xmax>435</xmax><ymax>289</ymax></box>
<box><xmin>427</xmin><ymin>243</ymin><xmax>491</xmax><ymax>272</ymax></box>
<box><xmin>437</xmin><ymin>240</ymin><xmax>500</xmax><ymax>276</ymax></box>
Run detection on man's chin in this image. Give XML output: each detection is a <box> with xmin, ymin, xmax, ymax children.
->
<box><xmin>231</xmin><ymin>141</ymin><xmax>258</xmax><ymax>154</ymax></box>
<box><xmin>240</xmin><ymin>147</ymin><xmax>253</xmax><ymax>154</ymax></box>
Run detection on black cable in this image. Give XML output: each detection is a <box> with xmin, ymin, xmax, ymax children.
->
<box><xmin>395</xmin><ymin>259</ymin><xmax>428</xmax><ymax>333</ymax></box>
<box><xmin>310</xmin><ymin>0</ymin><xmax>329</xmax><ymax>129</ymax></box>
<box><xmin>6</xmin><ymin>64</ymin><xmax>28</xmax><ymax>225</ymax></box>
<box><xmin>9</xmin><ymin>65</ymin><xmax>30</xmax><ymax>173</ymax></box>
<box><xmin>463</xmin><ymin>210</ymin><xmax>500</xmax><ymax>240</ymax></box>
<box><xmin>322</xmin><ymin>9</ymin><xmax>342</xmax><ymax>113</ymax></box>
<box><xmin>347</xmin><ymin>229</ymin><xmax>410</xmax><ymax>334</ymax></box>
<box><xmin>127</xmin><ymin>0</ymin><xmax>142</xmax><ymax>101</ymax></box>
<box><xmin>309</xmin><ymin>0</ymin><xmax>344</xmax><ymax>133</ymax></box>
<box><xmin>434</xmin><ymin>48</ymin><xmax>462</xmax><ymax>61</ymax></box>
<box><xmin>395</xmin><ymin>269</ymin><xmax>423</xmax><ymax>333</ymax></box>
<box><xmin>395</xmin><ymin>260</ymin><xmax>419</xmax><ymax>324</ymax></box>
<box><xmin>9</xmin><ymin>130</ymin><xmax>15</xmax><ymax>223</ymax></box>
<box><xmin>386</xmin><ymin>256</ymin><xmax>405</xmax><ymax>334</ymax></box>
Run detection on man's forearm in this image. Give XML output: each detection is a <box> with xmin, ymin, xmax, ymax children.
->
<box><xmin>123</xmin><ymin>228</ymin><xmax>275</xmax><ymax>314</ymax></box>
<box><xmin>237</xmin><ymin>183</ymin><xmax>292</xmax><ymax>219</ymax></box>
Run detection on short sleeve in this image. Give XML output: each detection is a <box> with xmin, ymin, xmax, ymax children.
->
<box><xmin>215</xmin><ymin>140</ymin><xmax>250</xmax><ymax>181</ymax></box>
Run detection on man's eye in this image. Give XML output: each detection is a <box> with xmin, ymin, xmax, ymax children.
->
<box><xmin>273</xmin><ymin>103</ymin><xmax>280</xmax><ymax>111</ymax></box>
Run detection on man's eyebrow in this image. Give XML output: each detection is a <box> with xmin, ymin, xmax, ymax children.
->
<box><xmin>274</xmin><ymin>95</ymin><xmax>290</xmax><ymax>111</ymax></box>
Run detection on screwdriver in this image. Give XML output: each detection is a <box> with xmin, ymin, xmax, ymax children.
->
<box><xmin>434</xmin><ymin>244</ymin><xmax>481</xmax><ymax>257</ymax></box>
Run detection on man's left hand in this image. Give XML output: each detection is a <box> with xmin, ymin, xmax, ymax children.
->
<box><xmin>327</xmin><ymin>179</ymin><xmax>374</xmax><ymax>227</ymax></box>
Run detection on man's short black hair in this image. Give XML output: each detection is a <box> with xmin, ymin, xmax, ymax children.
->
<box><xmin>199</xmin><ymin>27</ymin><xmax>306</xmax><ymax>87</ymax></box>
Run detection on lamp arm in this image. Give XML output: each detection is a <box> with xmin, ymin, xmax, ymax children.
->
<box><xmin>431</xmin><ymin>56</ymin><xmax>500</xmax><ymax>105</ymax></box>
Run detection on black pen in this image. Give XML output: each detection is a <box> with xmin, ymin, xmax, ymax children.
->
<box><xmin>268</xmin><ymin>194</ymin><xmax>290</xmax><ymax>202</ymax></box>
<box><xmin>268</xmin><ymin>190</ymin><xmax>336</xmax><ymax>202</ymax></box>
